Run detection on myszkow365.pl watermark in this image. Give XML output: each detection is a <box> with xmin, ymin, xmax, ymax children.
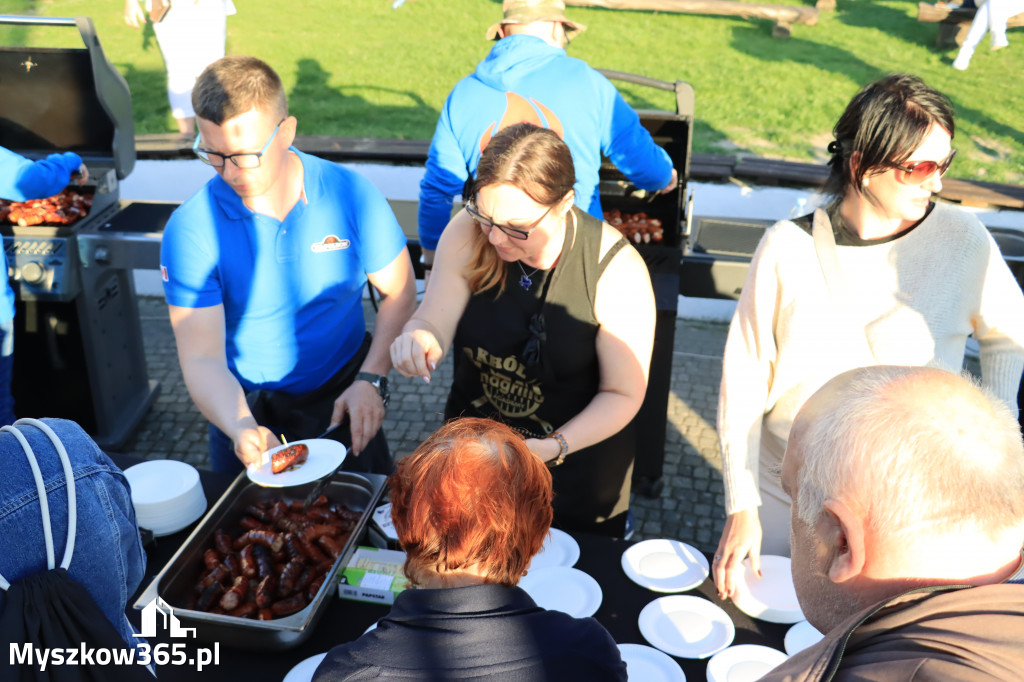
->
<box><xmin>10</xmin><ymin>597</ymin><xmax>220</xmax><ymax>673</ymax></box>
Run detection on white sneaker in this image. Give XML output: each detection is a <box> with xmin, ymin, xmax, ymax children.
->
<box><xmin>992</xmin><ymin>39</ymin><xmax>1009</xmax><ymax>50</ymax></box>
<box><xmin>952</xmin><ymin>53</ymin><xmax>971</xmax><ymax>70</ymax></box>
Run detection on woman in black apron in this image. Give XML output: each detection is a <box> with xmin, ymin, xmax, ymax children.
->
<box><xmin>391</xmin><ymin>123</ymin><xmax>656</xmax><ymax>537</ymax></box>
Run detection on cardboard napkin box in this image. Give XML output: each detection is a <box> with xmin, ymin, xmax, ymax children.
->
<box><xmin>337</xmin><ymin>546</ymin><xmax>411</xmax><ymax>605</ymax></box>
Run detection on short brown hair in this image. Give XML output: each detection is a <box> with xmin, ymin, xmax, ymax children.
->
<box><xmin>466</xmin><ymin>123</ymin><xmax>576</xmax><ymax>294</ymax></box>
<box><xmin>389</xmin><ymin>418</ymin><xmax>554</xmax><ymax>587</ymax></box>
<box><xmin>191</xmin><ymin>55</ymin><xmax>288</xmax><ymax>125</ymax></box>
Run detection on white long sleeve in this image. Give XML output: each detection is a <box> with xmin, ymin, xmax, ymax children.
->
<box><xmin>717</xmin><ymin>203</ymin><xmax>1024</xmax><ymax>515</ymax></box>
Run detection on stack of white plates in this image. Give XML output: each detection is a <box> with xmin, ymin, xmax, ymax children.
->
<box><xmin>731</xmin><ymin>555</ymin><xmax>804</xmax><ymax>624</ymax></box>
<box><xmin>124</xmin><ymin>460</ymin><xmax>207</xmax><ymax>536</ymax></box>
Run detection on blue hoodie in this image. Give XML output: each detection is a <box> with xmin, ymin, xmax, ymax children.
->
<box><xmin>0</xmin><ymin>146</ymin><xmax>82</xmax><ymax>322</ymax></box>
<box><xmin>417</xmin><ymin>35</ymin><xmax>673</xmax><ymax>250</ymax></box>
<box><xmin>0</xmin><ymin>147</ymin><xmax>82</xmax><ymax>203</ymax></box>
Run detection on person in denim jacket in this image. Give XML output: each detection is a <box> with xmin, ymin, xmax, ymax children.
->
<box><xmin>0</xmin><ymin>418</ymin><xmax>146</xmax><ymax>649</ymax></box>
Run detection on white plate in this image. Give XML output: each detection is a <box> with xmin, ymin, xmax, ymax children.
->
<box><xmin>518</xmin><ymin>567</ymin><xmax>602</xmax><ymax>618</ymax></box>
<box><xmin>621</xmin><ymin>539</ymin><xmax>710</xmax><ymax>593</ymax></box>
<box><xmin>147</xmin><ymin>495</ymin><xmax>208</xmax><ymax>537</ymax></box>
<box><xmin>618</xmin><ymin>643</ymin><xmax>686</xmax><ymax>682</ymax></box>
<box><xmin>706</xmin><ymin>644</ymin><xmax>787</xmax><ymax>682</ymax></box>
<box><xmin>784</xmin><ymin>620</ymin><xmax>824</xmax><ymax>656</ymax></box>
<box><xmin>530</xmin><ymin>528</ymin><xmax>581</xmax><ymax>570</ymax></box>
<box><xmin>638</xmin><ymin>595</ymin><xmax>735</xmax><ymax>659</ymax></box>
<box><xmin>282</xmin><ymin>652</ymin><xmax>328</xmax><ymax>682</ymax></box>
<box><xmin>246</xmin><ymin>439</ymin><xmax>347</xmax><ymax>488</ymax></box>
<box><xmin>124</xmin><ymin>460</ymin><xmax>200</xmax><ymax>507</ymax></box>
<box><xmin>732</xmin><ymin>555</ymin><xmax>804</xmax><ymax>624</ymax></box>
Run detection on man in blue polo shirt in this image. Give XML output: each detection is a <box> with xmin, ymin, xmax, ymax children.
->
<box><xmin>160</xmin><ymin>55</ymin><xmax>416</xmax><ymax>473</ymax></box>
<box><xmin>417</xmin><ymin>0</ymin><xmax>677</xmax><ymax>274</ymax></box>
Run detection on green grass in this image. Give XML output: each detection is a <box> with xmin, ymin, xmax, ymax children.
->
<box><xmin>1</xmin><ymin>0</ymin><xmax>1021</xmax><ymax>183</ymax></box>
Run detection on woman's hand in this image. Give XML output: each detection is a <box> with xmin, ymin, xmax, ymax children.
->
<box><xmin>525</xmin><ymin>437</ymin><xmax>561</xmax><ymax>464</ymax></box>
<box><xmin>712</xmin><ymin>508</ymin><xmax>763</xmax><ymax>600</ymax></box>
<box><xmin>390</xmin><ymin>328</ymin><xmax>442</xmax><ymax>382</ymax></box>
<box><xmin>124</xmin><ymin>0</ymin><xmax>147</xmax><ymax>28</ymax></box>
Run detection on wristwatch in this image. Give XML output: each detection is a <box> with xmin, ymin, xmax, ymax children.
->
<box><xmin>355</xmin><ymin>372</ymin><xmax>390</xmax><ymax>408</ymax></box>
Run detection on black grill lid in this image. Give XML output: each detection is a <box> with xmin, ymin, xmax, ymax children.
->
<box><xmin>0</xmin><ymin>16</ymin><xmax>135</xmax><ymax>179</ymax></box>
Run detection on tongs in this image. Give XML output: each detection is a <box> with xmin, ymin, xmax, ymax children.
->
<box><xmin>300</xmin><ymin>417</ymin><xmax>348</xmax><ymax>510</ymax></box>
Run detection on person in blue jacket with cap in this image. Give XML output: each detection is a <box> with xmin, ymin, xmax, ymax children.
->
<box><xmin>417</xmin><ymin>0</ymin><xmax>677</xmax><ymax>278</ymax></box>
<box><xmin>0</xmin><ymin>146</ymin><xmax>88</xmax><ymax>426</ymax></box>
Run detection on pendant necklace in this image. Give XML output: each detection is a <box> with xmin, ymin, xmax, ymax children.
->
<box><xmin>517</xmin><ymin>261</ymin><xmax>541</xmax><ymax>291</ymax></box>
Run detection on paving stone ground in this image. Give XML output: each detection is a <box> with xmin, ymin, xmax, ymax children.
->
<box><xmin>121</xmin><ymin>296</ymin><xmax>730</xmax><ymax>552</ymax></box>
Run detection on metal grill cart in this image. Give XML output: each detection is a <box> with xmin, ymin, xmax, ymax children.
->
<box><xmin>596</xmin><ymin>70</ymin><xmax>694</xmax><ymax>498</ymax></box>
<box><xmin>1</xmin><ymin>15</ymin><xmax>159</xmax><ymax>449</ymax></box>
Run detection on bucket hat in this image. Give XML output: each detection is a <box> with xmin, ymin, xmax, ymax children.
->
<box><xmin>485</xmin><ymin>0</ymin><xmax>587</xmax><ymax>42</ymax></box>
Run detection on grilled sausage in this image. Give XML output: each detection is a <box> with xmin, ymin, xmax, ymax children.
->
<box><xmin>203</xmin><ymin>548</ymin><xmax>221</xmax><ymax>570</ymax></box>
<box><xmin>252</xmin><ymin>544</ymin><xmax>275</xmax><ymax>580</ymax></box>
<box><xmin>278</xmin><ymin>558</ymin><xmax>305</xmax><ymax>597</ymax></box>
<box><xmin>270</xmin><ymin>593</ymin><xmax>308</xmax><ymax>617</ymax></box>
<box><xmin>227</xmin><ymin>602</ymin><xmax>257</xmax><ymax>619</ymax></box>
<box><xmin>255</xmin><ymin>574</ymin><xmax>277</xmax><ymax>608</ymax></box>
<box><xmin>219</xmin><ymin>576</ymin><xmax>249</xmax><ymax>611</ymax></box>
<box><xmin>234</xmin><ymin>529</ymin><xmax>284</xmax><ymax>553</ymax></box>
<box><xmin>240</xmin><ymin>544</ymin><xmax>258</xmax><ymax>578</ymax></box>
<box><xmin>318</xmin><ymin>535</ymin><xmax>345</xmax><ymax>560</ymax></box>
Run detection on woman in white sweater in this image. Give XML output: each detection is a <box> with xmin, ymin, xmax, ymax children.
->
<box><xmin>712</xmin><ymin>74</ymin><xmax>1024</xmax><ymax>599</ymax></box>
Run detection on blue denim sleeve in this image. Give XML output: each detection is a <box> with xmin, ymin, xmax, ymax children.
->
<box><xmin>0</xmin><ymin>418</ymin><xmax>146</xmax><ymax>647</ymax></box>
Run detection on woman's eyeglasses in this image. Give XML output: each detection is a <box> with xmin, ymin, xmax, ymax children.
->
<box><xmin>465</xmin><ymin>201</ymin><xmax>553</xmax><ymax>241</ymax></box>
<box><xmin>193</xmin><ymin>119</ymin><xmax>286</xmax><ymax>169</ymax></box>
<box><xmin>891</xmin><ymin>149</ymin><xmax>957</xmax><ymax>186</ymax></box>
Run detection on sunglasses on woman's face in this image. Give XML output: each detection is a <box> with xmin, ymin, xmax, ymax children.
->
<box><xmin>891</xmin><ymin>149</ymin><xmax>957</xmax><ymax>185</ymax></box>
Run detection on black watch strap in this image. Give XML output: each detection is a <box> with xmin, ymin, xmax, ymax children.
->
<box><xmin>355</xmin><ymin>372</ymin><xmax>390</xmax><ymax>407</ymax></box>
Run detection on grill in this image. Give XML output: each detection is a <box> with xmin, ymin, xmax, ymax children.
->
<box><xmin>595</xmin><ymin>71</ymin><xmax>694</xmax><ymax>497</ymax></box>
<box><xmin>1</xmin><ymin>15</ymin><xmax>159</xmax><ymax>449</ymax></box>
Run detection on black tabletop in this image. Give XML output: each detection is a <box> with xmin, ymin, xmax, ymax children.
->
<box><xmin>116</xmin><ymin>454</ymin><xmax>789</xmax><ymax>681</ymax></box>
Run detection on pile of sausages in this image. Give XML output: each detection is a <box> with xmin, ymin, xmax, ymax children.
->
<box><xmin>0</xmin><ymin>190</ymin><xmax>92</xmax><ymax>226</ymax></box>
<box><xmin>603</xmin><ymin>209</ymin><xmax>664</xmax><ymax>244</ymax></box>
<box><xmin>189</xmin><ymin>495</ymin><xmax>360</xmax><ymax>620</ymax></box>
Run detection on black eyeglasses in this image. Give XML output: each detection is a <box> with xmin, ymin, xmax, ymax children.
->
<box><xmin>465</xmin><ymin>201</ymin><xmax>553</xmax><ymax>241</ymax></box>
<box><xmin>891</xmin><ymin>149</ymin><xmax>957</xmax><ymax>186</ymax></box>
<box><xmin>193</xmin><ymin>119</ymin><xmax>286</xmax><ymax>169</ymax></box>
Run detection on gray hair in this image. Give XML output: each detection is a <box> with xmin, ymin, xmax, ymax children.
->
<box><xmin>795</xmin><ymin>366</ymin><xmax>1024</xmax><ymax>542</ymax></box>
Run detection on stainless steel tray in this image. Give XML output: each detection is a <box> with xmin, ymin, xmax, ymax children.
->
<box><xmin>133</xmin><ymin>470</ymin><xmax>386</xmax><ymax>650</ymax></box>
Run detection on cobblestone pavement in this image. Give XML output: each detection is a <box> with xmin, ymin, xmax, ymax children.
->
<box><xmin>121</xmin><ymin>296</ymin><xmax>730</xmax><ymax>553</ymax></box>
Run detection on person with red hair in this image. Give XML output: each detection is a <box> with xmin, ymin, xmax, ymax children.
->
<box><xmin>313</xmin><ymin>417</ymin><xmax>626</xmax><ymax>681</ymax></box>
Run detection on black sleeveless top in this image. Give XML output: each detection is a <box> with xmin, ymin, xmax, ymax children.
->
<box><xmin>446</xmin><ymin>208</ymin><xmax>635</xmax><ymax>536</ymax></box>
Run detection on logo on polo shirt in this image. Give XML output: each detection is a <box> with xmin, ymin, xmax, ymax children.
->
<box><xmin>311</xmin><ymin>235</ymin><xmax>351</xmax><ymax>253</ymax></box>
